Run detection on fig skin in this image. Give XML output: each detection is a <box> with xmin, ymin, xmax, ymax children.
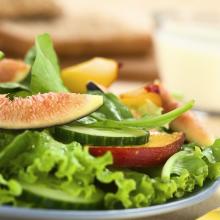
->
<box><xmin>0</xmin><ymin>58</ymin><xmax>30</xmax><ymax>82</ymax></box>
<box><xmin>158</xmin><ymin>83</ymin><xmax>214</xmax><ymax>147</ymax></box>
<box><xmin>89</xmin><ymin>132</ymin><xmax>184</xmax><ymax>168</ymax></box>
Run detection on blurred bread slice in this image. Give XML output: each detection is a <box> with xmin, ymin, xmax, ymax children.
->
<box><xmin>0</xmin><ymin>0</ymin><xmax>61</xmax><ymax>19</ymax></box>
<box><xmin>0</xmin><ymin>0</ymin><xmax>152</xmax><ymax>57</ymax></box>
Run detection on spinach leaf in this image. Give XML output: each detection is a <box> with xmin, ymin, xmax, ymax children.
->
<box><xmin>88</xmin><ymin>91</ymin><xmax>133</xmax><ymax>120</ymax></box>
<box><xmin>30</xmin><ymin>33</ymin><xmax>68</xmax><ymax>93</ymax></box>
<box><xmin>104</xmin><ymin>93</ymin><xmax>133</xmax><ymax>119</ymax></box>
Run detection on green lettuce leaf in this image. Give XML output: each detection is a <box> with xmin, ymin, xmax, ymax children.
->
<box><xmin>0</xmin><ymin>131</ymin><xmax>220</xmax><ymax>209</ymax></box>
<box><xmin>0</xmin><ymin>131</ymin><xmax>111</xmax><ymax>208</ymax></box>
<box><xmin>30</xmin><ymin>33</ymin><xmax>68</xmax><ymax>93</ymax></box>
<box><xmin>0</xmin><ymin>174</ymin><xmax>22</xmax><ymax>205</ymax></box>
<box><xmin>0</xmin><ymin>130</ymin><xmax>21</xmax><ymax>150</ymax></box>
<box><xmin>210</xmin><ymin>139</ymin><xmax>220</xmax><ymax>161</ymax></box>
<box><xmin>123</xmin><ymin>171</ymin><xmax>154</xmax><ymax>207</ymax></box>
<box><xmin>162</xmin><ymin>147</ymin><xmax>208</xmax><ymax>186</ymax></box>
<box><xmin>98</xmin><ymin>170</ymin><xmax>136</xmax><ymax>209</ymax></box>
<box><xmin>202</xmin><ymin>139</ymin><xmax>220</xmax><ymax>180</ymax></box>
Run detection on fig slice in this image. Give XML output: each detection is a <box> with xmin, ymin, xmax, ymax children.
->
<box><xmin>0</xmin><ymin>92</ymin><xmax>103</xmax><ymax>129</ymax></box>
<box><xmin>0</xmin><ymin>59</ymin><xmax>30</xmax><ymax>83</ymax></box>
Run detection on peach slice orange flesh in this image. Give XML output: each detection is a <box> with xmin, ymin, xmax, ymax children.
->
<box><xmin>89</xmin><ymin>132</ymin><xmax>184</xmax><ymax>168</ymax></box>
<box><xmin>158</xmin><ymin>83</ymin><xmax>214</xmax><ymax>147</ymax></box>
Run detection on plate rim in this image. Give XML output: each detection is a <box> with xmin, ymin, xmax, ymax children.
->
<box><xmin>0</xmin><ymin>178</ymin><xmax>220</xmax><ymax>220</ymax></box>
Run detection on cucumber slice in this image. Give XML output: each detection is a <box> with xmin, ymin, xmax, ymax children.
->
<box><xmin>21</xmin><ymin>183</ymin><xmax>104</xmax><ymax>210</ymax></box>
<box><xmin>55</xmin><ymin>125</ymin><xmax>149</xmax><ymax>146</ymax></box>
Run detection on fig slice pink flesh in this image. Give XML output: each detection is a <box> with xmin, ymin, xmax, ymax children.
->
<box><xmin>0</xmin><ymin>92</ymin><xmax>103</xmax><ymax>129</ymax></box>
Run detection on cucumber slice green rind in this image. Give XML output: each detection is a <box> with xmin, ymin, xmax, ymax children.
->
<box><xmin>55</xmin><ymin>125</ymin><xmax>149</xmax><ymax>146</ymax></box>
<box><xmin>21</xmin><ymin>183</ymin><xmax>104</xmax><ymax>210</ymax></box>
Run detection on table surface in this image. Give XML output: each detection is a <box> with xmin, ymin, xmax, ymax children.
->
<box><xmin>110</xmin><ymin>80</ymin><xmax>220</xmax><ymax>220</ymax></box>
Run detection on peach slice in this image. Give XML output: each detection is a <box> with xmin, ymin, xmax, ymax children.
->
<box><xmin>158</xmin><ymin>83</ymin><xmax>214</xmax><ymax>147</ymax></box>
<box><xmin>61</xmin><ymin>57</ymin><xmax>118</xmax><ymax>93</ymax></box>
<box><xmin>89</xmin><ymin>132</ymin><xmax>184</xmax><ymax>168</ymax></box>
<box><xmin>120</xmin><ymin>85</ymin><xmax>162</xmax><ymax>107</ymax></box>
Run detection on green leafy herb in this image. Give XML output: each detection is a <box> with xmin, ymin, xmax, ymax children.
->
<box><xmin>24</xmin><ymin>46</ymin><xmax>36</xmax><ymax>65</ymax></box>
<box><xmin>77</xmin><ymin>91</ymin><xmax>133</xmax><ymax>126</ymax></box>
<box><xmin>90</xmin><ymin>100</ymin><xmax>194</xmax><ymax>129</ymax></box>
<box><xmin>88</xmin><ymin>91</ymin><xmax>133</xmax><ymax>120</ymax></box>
<box><xmin>30</xmin><ymin>33</ymin><xmax>68</xmax><ymax>93</ymax></box>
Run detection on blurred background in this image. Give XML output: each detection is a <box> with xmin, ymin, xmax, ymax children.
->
<box><xmin>0</xmin><ymin>0</ymin><xmax>218</xmax><ymax>76</ymax></box>
<box><xmin>1</xmin><ymin>0</ymin><xmax>220</xmax><ymax>112</ymax></box>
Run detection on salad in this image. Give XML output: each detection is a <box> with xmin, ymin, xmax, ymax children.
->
<box><xmin>0</xmin><ymin>33</ymin><xmax>219</xmax><ymax>210</ymax></box>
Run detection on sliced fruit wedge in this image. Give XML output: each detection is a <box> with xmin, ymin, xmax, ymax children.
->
<box><xmin>89</xmin><ymin>131</ymin><xmax>184</xmax><ymax>168</ymax></box>
<box><xmin>120</xmin><ymin>85</ymin><xmax>162</xmax><ymax>107</ymax></box>
<box><xmin>0</xmin><ymin>58</ymin><xmax>30</xmax><ymax>82</ymax></box>
<box><xmin>158</xmin><ymin>83</ymin><xmax>214</xmax><ymax>147</ymax></box>
<box><xmin>119</xmin><ymin>84</ymin><xmax>162</xmax><ymax>117</ymax></box>
<box><xmin>61</xmin><ymin>57</ymin><xmax>118</xmax><ymax>93</ymax></box>
<box><xmin>0</xmin><ymin>92</ymin><xmax>103</xmax><ymax>129</ymax></box>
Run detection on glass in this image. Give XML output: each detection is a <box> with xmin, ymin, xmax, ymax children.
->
<box><xmin>153</xmin><ymin>11</ymin><xmax>220</xmax><ymax>113</ymax></box>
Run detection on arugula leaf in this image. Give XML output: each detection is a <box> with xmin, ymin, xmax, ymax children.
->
<box><xmin>30</xmin><ymin>33</ymin><xmax>68</xmax><ymax>93</ymax></box>
<box><xmin>90</xmin><ymin>100</ymin><xmax>194</xmax><ymax>129</ymax></box>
